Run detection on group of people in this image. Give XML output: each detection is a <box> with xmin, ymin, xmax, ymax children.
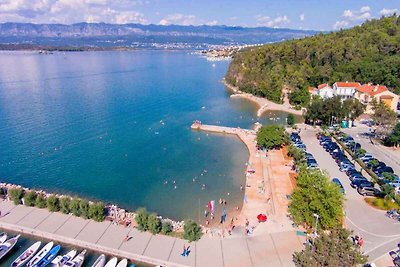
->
<box><xmin>351</xmin><ymin>235</ymin><xmax>364</xmax><ymax>248</ymax></box>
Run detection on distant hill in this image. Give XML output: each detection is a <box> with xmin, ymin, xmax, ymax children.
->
<box><xmin>0</xmin><ymin>22</ymin><xmax>318</xmax><ymax>49</ymax></box>
<box><xmin>225</xmin><ymin>15</ymin><xmax>400</xmax><ymax>103</ymax></box>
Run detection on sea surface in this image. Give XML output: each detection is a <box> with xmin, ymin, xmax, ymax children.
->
<box><xmin>0</xmin><ymin>50</ymin><xmax>288</xmax><ymax>221</ymax></box>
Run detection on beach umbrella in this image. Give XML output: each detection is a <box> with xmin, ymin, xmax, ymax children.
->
<box><xmin>257</xmin><ymin>214</ymin><xmax>267</xmax><ymax>222</ymax></box>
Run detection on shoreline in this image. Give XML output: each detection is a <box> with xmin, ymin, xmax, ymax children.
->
<box><xmin>222</xmin><ymin>79</ymin><xmax>304</xmax><ymax>117</ymax></box>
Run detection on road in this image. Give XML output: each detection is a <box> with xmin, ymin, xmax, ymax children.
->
<box><xmin>342</xmin><ymin>124</ymin><xmax>400</xmax><ymax>176</ymax></box>
<box><xmin>300</xmin><ymin>127</ymin><xmax>400</xmax><ymax>263</ymax></box>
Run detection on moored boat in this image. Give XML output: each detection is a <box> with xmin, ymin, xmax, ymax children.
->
<box><xmin>64</xmin><ymin>249</ymin><xmax>86</xmax><ymax>267</ymax></box>
<box><xmin>0</xmin><ymin>235</ymin><xmax>20</xmax><ymax>261</ymax></box>
<box><xmin>91</xmin><ymin>254</ymin><xmax>106</xmax><ymax>267</ymax></box>
<box><xmin>27</xmin><ymin>242</ymin><xmax>54</xmax><ymax>267</ymax></box>
<box><xmin>11</xmin><ymin>241</ymin><xmax>41</xmax><ymax>267</ymax></box>
<box><xmin>0</xmin><ymin>233</ymin><xmax>7</xmax><ymax>244</ymax></box>
<box><xmin>35</xmin><ymin>244</ymin><xmax>61</xmax><ymax>267</ymax></box>
<box><xmin>51</xmin><ymin>249</ymin><xmax>76</xmax><ymax>267</ymax></box>
<box><xmin>104</xmin><ymin>257</ymin><xmax>118</xmax><ymax>267</ymax></box>
<box><xmin>116</xmin><ymin>259</ymin><xmax>127</xmax><ymax>267</ymax></box>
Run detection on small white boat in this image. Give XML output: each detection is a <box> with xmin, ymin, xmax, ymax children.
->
<box><xmin>26</xmin><ymin>241</ymin><xmax>53</xmax><ymax>267</ymax></box>
<box><xmin>116</xmin><ymin>259</ymin><xmax>127</xmax><ymax>267</ymax></box>
<box><xmin>51</xmin><ymin>249</ymin><xmax>77</xmax><ymax>267</ymax></box>
<box><xmin>0</xmin><ymin>233</ymin><xmax>8</xmax><ymax>244</ymax></box>
<box><xmin>64</xmin><ymin>249</ymin><xmax>86</xmax><ymax>267</ymax></box>
<box><xmin>91</xmin><ymin>254</ymin><xmax>106</xmax><ymax>267</ymax></box>
<box><xmin>11</xmin><ymin>241</ymin><xmax>41</xmax><ymax>267</ymax></box>
<box><xmin>104</xmin><ymin>257</ymin><xmax>118</xmax><ymax>267</ymax></box>
<box><xmin>0</xmin><ymin>235</ymin><xmax>20</xmax><ymax>261</ymax></box>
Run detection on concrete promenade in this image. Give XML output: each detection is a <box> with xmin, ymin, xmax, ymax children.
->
<box><xmin>0</xmin><ymin>200</ymin><xmax>304</xmax><ymax>267</ymax></box>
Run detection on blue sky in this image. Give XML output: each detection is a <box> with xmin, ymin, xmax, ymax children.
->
<box><xmin>0</xmin><ymin>0</ymin><xmax>398</xmax><ymax>30</ymax></box>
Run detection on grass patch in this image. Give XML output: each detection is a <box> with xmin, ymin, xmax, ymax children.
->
<box><xmin>365</xmin><ymin>197</ymin><xmax>400</xmax><ymax>210</ymax></box>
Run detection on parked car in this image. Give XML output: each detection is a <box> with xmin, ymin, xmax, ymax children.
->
<box><xmin>351</xmin><ymin>179</ymin><xmax>373</xmax><ymax>188</ymax></box>
<box><xmin>360</xmin><ymin>154</ymin><xmax>373</xmax><ymax>161</ymax></box>
<box><xmin>357</xmin><ymin>186</ymin><xmax>384</xmax><ymax>197</ymax></box>
<box><xmin>332</xmin><ymin>178</ymin><xmax>345</xmax><ymax>194</ymax></box>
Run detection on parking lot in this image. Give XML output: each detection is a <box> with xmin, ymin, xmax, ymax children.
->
<box><xmin>299</xmin><ymin>127</ymin><xmax>400</xmax><ymax>262</ymax></box>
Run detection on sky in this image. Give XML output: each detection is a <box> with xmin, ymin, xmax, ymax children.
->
<box><xmin>0</xmin><ymin>0</ymin><xmax>398</xmax><ymax>30</ymax></box>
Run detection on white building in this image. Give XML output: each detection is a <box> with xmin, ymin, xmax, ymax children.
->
<box><xmin>332</xmin><ymin>81</ymin><xmax>361</xmax><ymax>100</ymax></box>
<box><xmin>316</xmin><ymin>84</ymin><xmax>335</xmax><ymax>99</ymax></box>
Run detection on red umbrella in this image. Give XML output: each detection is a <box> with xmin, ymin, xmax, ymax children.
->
<box><xmin>257</xmin><ymin>214</ymin><xmax>267</xmax><ymax>222</ymax></box>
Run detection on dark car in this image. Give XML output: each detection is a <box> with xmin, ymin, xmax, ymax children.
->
<box><xmin>357</xmin><ymin>186</ymin><xmax>384</xmax><ymax>197</ymax></box>
<box><xmin>332</xmin><ymin>178</ymin><xmax>345</xmax><ymax>194</ymax></box>
<box><xmin>351</xmin><ymin>179</ymin><xmax>373</xmax><ymax>188</ymax></box>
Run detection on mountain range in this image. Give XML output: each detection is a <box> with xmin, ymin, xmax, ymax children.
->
<box><xmin>0</xmin><ymin>22</ymin><xmax>319</xmax><ymax>49</ymax></box>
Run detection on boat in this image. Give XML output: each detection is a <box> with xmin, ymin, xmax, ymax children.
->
<box><xmin>116</xmin><ymin>259</ymin><xmax>127</xmax><ymax>267</ymax></box>
<box><xmin>104</xmin><ymin>257</ymin><xmax>118</xmax><ymax>267</ymax></box>
<box><xmin>64</xmin><ymin>249</ymin><xmax>86</xmax><ymax>267</ymax></box>
<box><xmin>11</xmin><ymin>241</ymin><xmax>42</xmax><ymax>267</ymax></box>
<box><xmin>0</xmin><ymin>235</ymin><xmax>20</xmax><ymax>261</ymax></box>
<box><xmin>50</xmin><ymin>249</ymin><xmax>76</xmax><ymax>267</ymax></box>
<box><xmin>35</xmin><ymin>244</ymin><xmax>61</xmax><ymax>267</ymax></box>
<box><xmin>0</xmin><ymin>233</ymin><xmax>7</xmax><ymax>244</ymax></box>
<box><xmin>26</xmin><ymin>242</ymin><xmax>53</xmax><ymax>267</ymax></box>
<box><xmin>91</xmin><ymin>254</ymin><xmax>106</xmax><ymax>267</ymax></box>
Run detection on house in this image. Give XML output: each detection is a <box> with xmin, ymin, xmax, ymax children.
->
<box><xmin>316</xmin><ymin>84</ymin><xmax>335</xmax><ymax>99</ymax></box>
<box><xmin>354</xmin><ymin>83</ymin><xmax>400</xmax><ymax>114</ymax></box>
<box><xmin>333</xmin><ymin>81</ymin><xmax>361</xmax><ymax>100</ymax></box>
<box><xmin>308</xmin><ymin>84</ymin><xmax>335</xmax><ymax>99</ymax></box>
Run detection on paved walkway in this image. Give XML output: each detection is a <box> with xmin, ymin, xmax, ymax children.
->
<box><xmin>0</xmin><ymin>200</ymin><xmax>305</xmax><ymax>267</ymax></box>
<box><xmin>300</xmin><ymin>126</ymin><xmax>400</xmax><ymax>263</ymax></box>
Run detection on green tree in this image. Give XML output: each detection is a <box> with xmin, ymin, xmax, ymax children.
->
<box><xmin>289</xmin><ymin>169</ymin><xmax>344</xmax><ymax>229</ymax></box>
<box><xmin>135</xmin><ymin>207</ymin><xmax>149</xmax><ymax>231</ymax></box>
<box><xmin>287</xmin><ymin>144</ymin><xmax>305</xmax><ymax>165</ymax></box>
<box><xmin>161</xmin><ymin>221</ymin><xmax>172</xmax><ymax>235</ymax></box>
<box><xmin>289</xmin><ymin>87</ymin><xmax>310</xmax><ymax>108</ymax></box>
<box><xmin>147</xmin><ymin>213</ymin><xmax>162</xmax><ymax>235</ymax></box>
<box><xmin>24</xmin><ymin>191</ymin><xmax>37</xmax><ymax>207</ymax></box>
<box><xmin>88</xmin><ymin>202</ymin><xmax>105</xmax><ymax>222</ymax></box>
<box><xmin>385</xmin><ymin>122</ymin><xmax>400</xmax><ymax>147</ymax></box>
<box><xmin>46</xmin><ymin>195</ymin><xmax>60</xmax><ymax>212</ymax></box>
<box><xmin>256</xmin><ymin>125</ymin><xmax>288</xmax><ymax>149</ymax></box>
<box><xmin>70</xmin><ymin>197</ymin><xmax>81</xmax><ymax>217</ymax></box>
<box><xmin>371</xmin><ymin>99</ymin><xmax>397</xmax><ymax>134</ymax></box>
<box><xmin>59</xmin><ymin>197</ymin><xmax>71</xmax><ymax>214</ymax></box>
<box><xmin>287</xmin><ymin>114</ymin><xmax>295</xmax><ymax>126</ymax></box>
<box><xmin>8</xmin><ymin>188</ymin><xmax>24</xmax><ymax>205</ymax></box>
<box><xmin>79</xmin><ymin>199</ymin><xmax>90</xmax><ymax>219</ymax></box>
<box><xmin>183</xmin><ymin>220</ymin><xmax>203</xmax><ymax>242</ymax></box>
<box><xmin>293</xmin><ymin>227</ymin><xmax>368</xmax><ymax>266</ymax></box>
<box><xmin>35</xmin><ymin>194</ymin><xmax>47</xmax><ymax>208</ymax></box>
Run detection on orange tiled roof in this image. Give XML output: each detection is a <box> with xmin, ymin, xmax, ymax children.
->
<box><xmin>308</xmin><ymin>86</ymin><xmax>317</xmax><ymax>92</ymax></box>
<box><xmin>335</xmin><ymin>82</ymin><xmax>361</xmax><ymax>87</ymax></box>
<box><xmin>356</xmin><ymin>84</ymin><xmax>388</xmax><ymax>96</ymax></box>
<box><xmin>318</xmin><ymin>83</ymin><xmax>328</xmax><ymax>89</ymax></box>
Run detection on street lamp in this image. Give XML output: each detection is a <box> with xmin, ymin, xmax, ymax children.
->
<box><xmin>313</xmin><ymin>213</ymin><xmax>319</xmax><ymax>237</ymax></box>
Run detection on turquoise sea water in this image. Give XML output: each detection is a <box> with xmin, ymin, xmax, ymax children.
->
<box><xmin>0</xmin><ymin>50</ymin><xmax>288</xmax><ymax>220</ymax></box>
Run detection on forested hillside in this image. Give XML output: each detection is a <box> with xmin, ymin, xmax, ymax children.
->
<box><xmin>225</xmin><ymin>15</ymin><xmax>400</xmax><ymax>103</ymax></box>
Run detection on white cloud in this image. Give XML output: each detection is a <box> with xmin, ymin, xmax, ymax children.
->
<box><xmin>159</xmin><ymin>13</ymin><xmax>196</xmax><ymax>26</ymax></box>
<box><xmin>205</xmin><ymin>20</ymin><xmax>218</xmax><ymax>26</ymax></box>
<box><xmin>333</xmin><ymin>6</ymin><xmax>372</xmax><ymax>29</ymax></box>
<box><xmin>380</xmin><ymin>8</ymin><xmax>398</xmax><ymax>16</ymax></box>
<box><xmin>256</xmin><ymin>15</ymin><xmax>290</xmax><ymax>28</ymax></box>
<box><xmin>0</xmin><ymin>0</ymin><xmax>149</xmax><ymax>24</ymax></box>
<box><xmin>299</xmin><ymin>13</ymin><xmax>305</xmax><ymax>21</ymax></box>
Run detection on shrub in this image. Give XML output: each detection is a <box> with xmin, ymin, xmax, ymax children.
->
<box><xmin>70</xmin><ymin>197</ymin><xmax>81</xmax><ymax>217</ymax></box>
<box><xmin>135</xmin><ymin>207</ymin><xmax>149</xmax><ymax>231</ymax></box>
<box><xmin>256</xmin><ymin>125</ymin><xmax>288</xmax><ymax>149</ymax></box>
<box><xmin>8</xmin><ymin>188</ymin><xmax>24</xmax><ymax>205</ymax></box>
<box><xmin>183</xmin><ymin>220</ymin><xmax>202</xmax><ymax>242</ymax></box>
<box><xmin>79</xmin><ymin>199</ymin><xmax>90</xmax><ymax>219</ymax></box>
<box><xmin>35</xmin><ymin>194</ymin><xmax>47</xmax><ymax>208</ymax></box>
<box><xmin>24</xmin><ymin>191</ymin><xmax>37</xmax><ymax>207</ymax></box>
<box><xmin>287</xmin><ymin>114</ymin><xmax>295</xmax><ymax>126</ymax></box>
<box><xmin>88</xmin><ymin>202</ymin><xmax>105</xmax><ymax>222</ymax></box>
<box><xmin>161</xmin><ymin>221</ymin><xmax>172</xmax><ymax>235</ymax></box>
<box><xmin>59</xmin><ymin>197</ymin><xmax>71</xmax><ymax>214</ymax></box>
<box><xmin>46</xmin><ymin>195</ymin><xmax>60</xmax><ymax>212</ymax></box>
<box><xmin>147</xmin><ymin>213</ymin><xmax>162</xmax><ymax>235</ymax></box>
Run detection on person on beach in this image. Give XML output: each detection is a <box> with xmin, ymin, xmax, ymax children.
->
<box><xmin>204</xmin><ymin>209</ymin><xmax>208</xmax><ymax>218</ymax></box>
<box><xmin>240</xmin><ymin>185</ymin><xmax>243</xmax><ymax>191</ymax></box>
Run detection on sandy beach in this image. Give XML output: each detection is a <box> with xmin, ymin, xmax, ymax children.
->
<box><xmin>222</xmin><ymin>79</ymin><xmax>304</xmax><ymax>117</ymax></box>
